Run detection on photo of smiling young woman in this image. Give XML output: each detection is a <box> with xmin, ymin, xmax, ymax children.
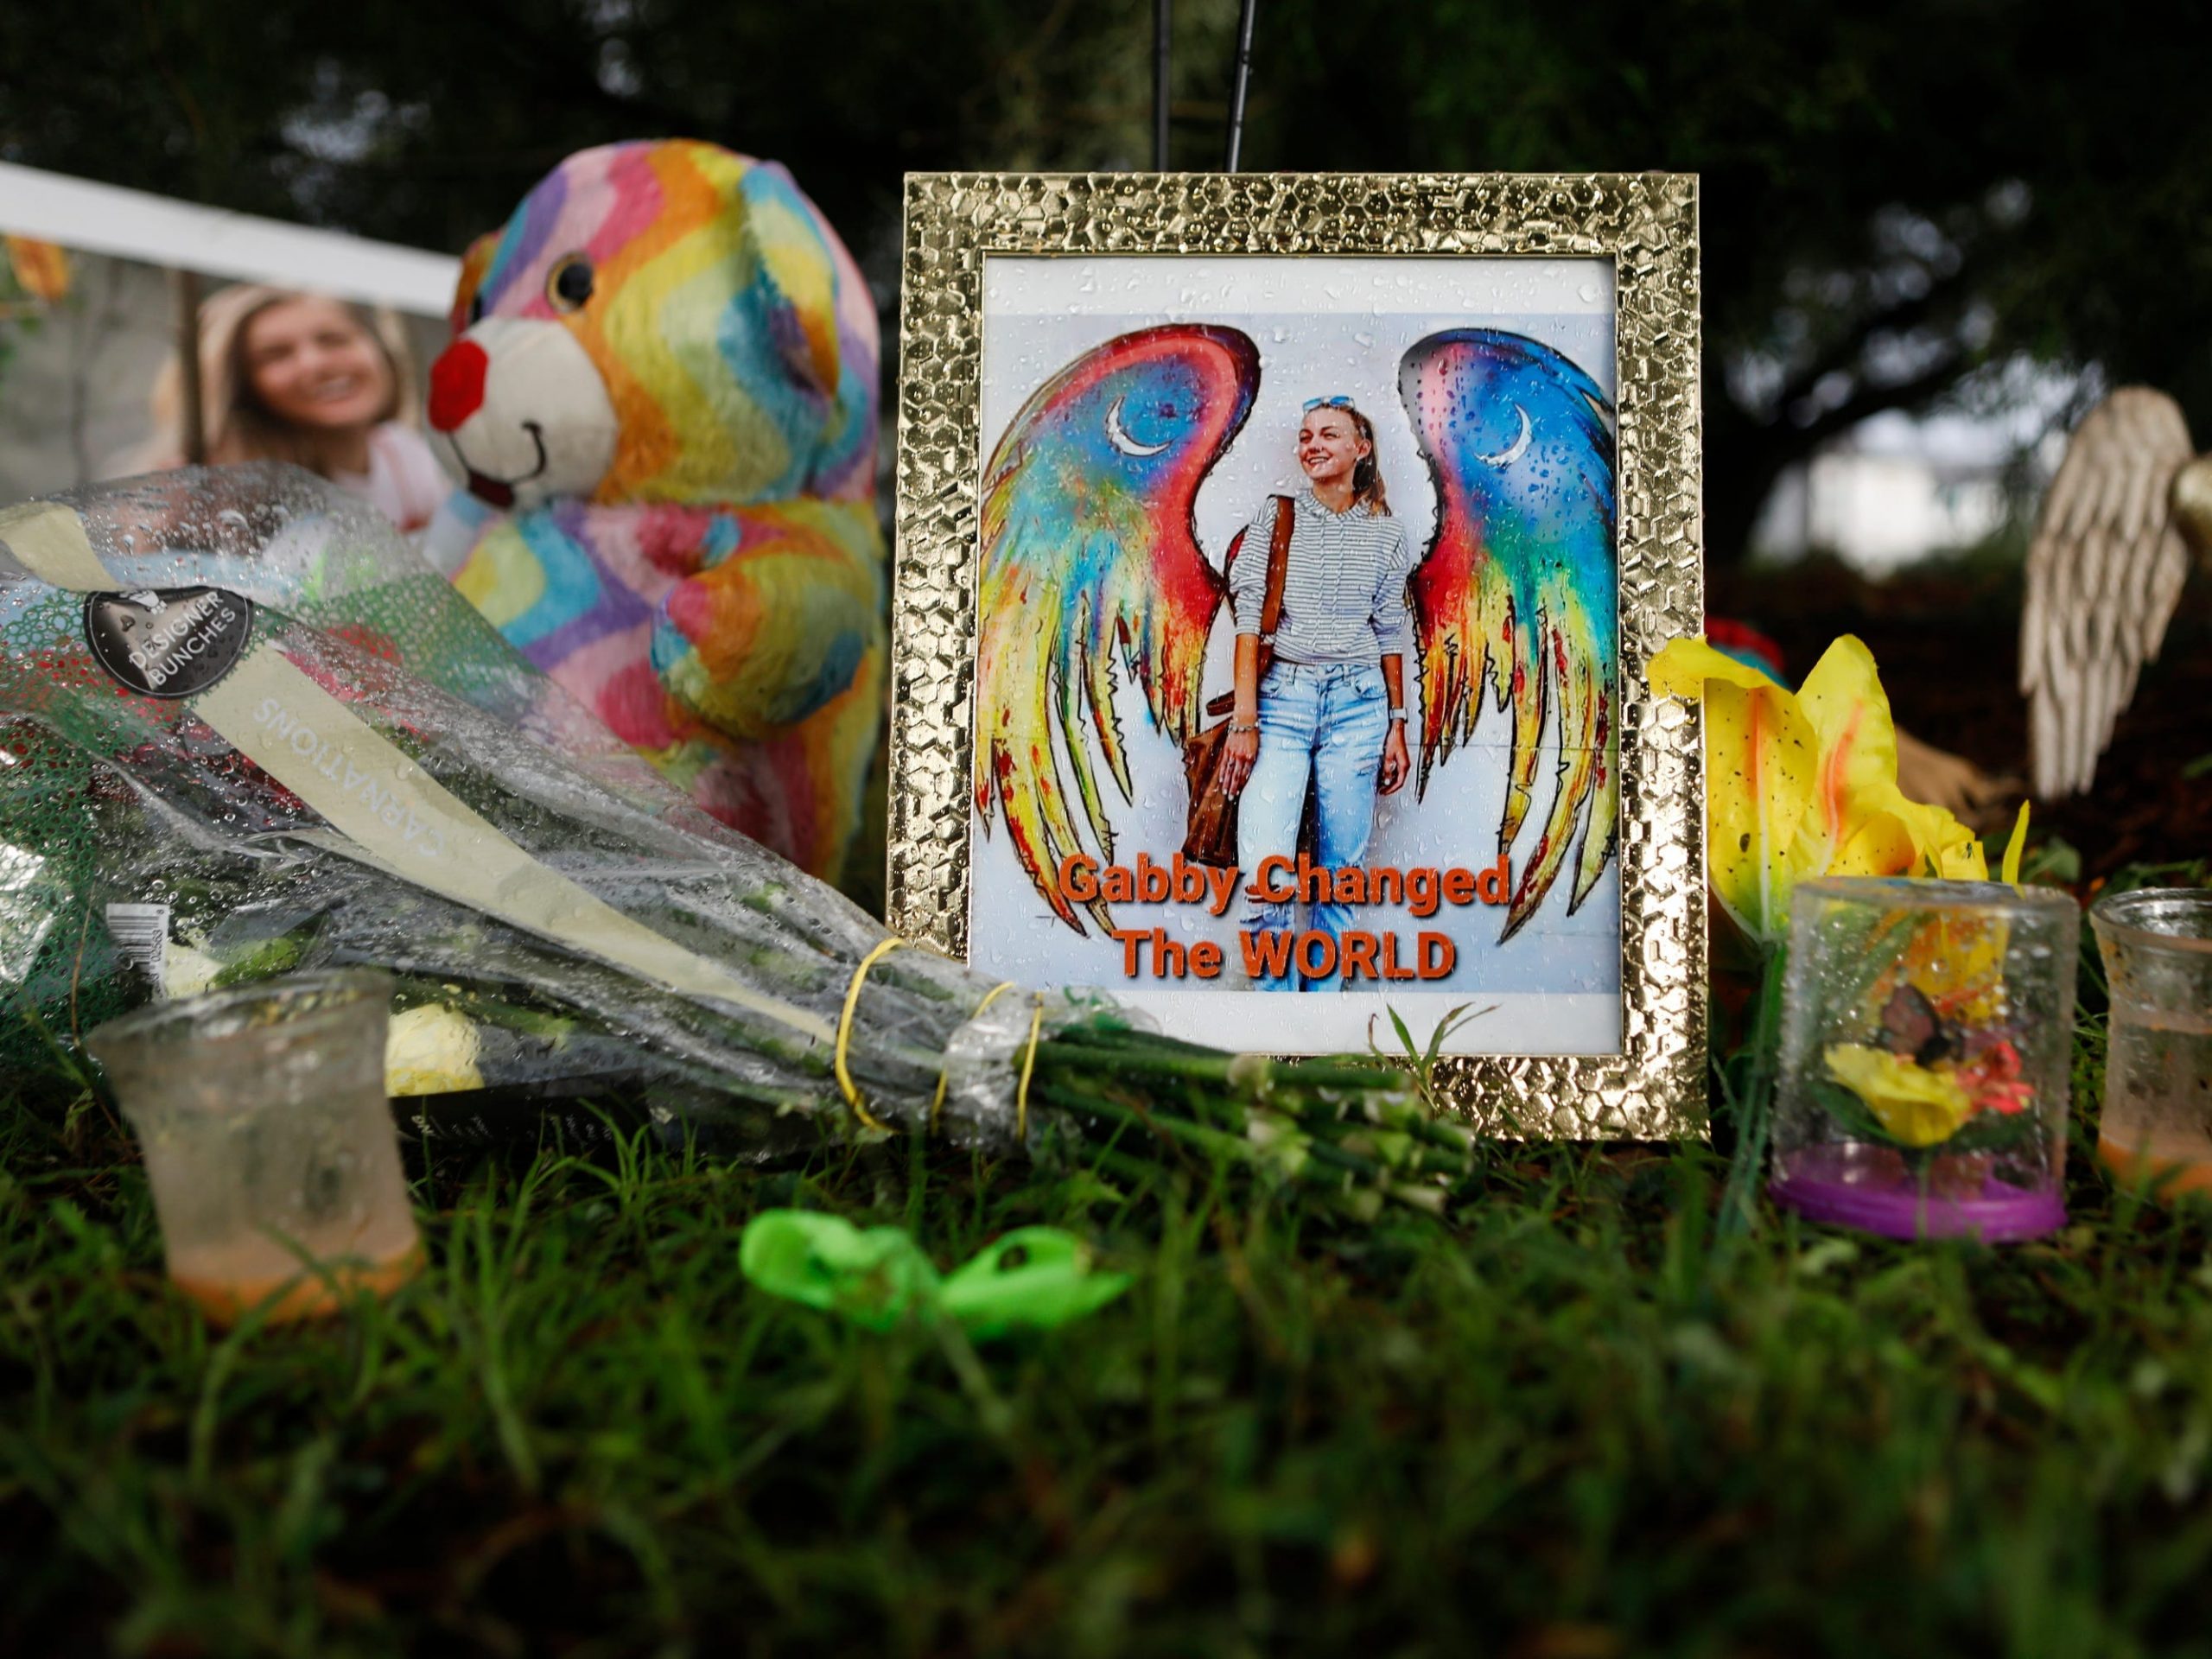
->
<box><xmin>143</xmin><ymin>284</ymin><xmax>450</xmax><ymax>532</ymax></box>
<box><xmin>1216</xmin><ymin>397</ymin><xmax>1417</xmax><ymax>990</ymax></box>
<box><xmin>965</xmin><ymin>254</ymin><xmax>1623</xmax><ymax>1058</ymax></box>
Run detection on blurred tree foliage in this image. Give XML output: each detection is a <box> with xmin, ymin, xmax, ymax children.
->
<box><xmin>3</xmin><ymin>0</ymin><xmax>2207</xmax><ymax>561</ymax></box>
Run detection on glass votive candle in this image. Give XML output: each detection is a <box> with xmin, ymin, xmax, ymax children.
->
<box><xmin>1770</xmin><ymin>878</ymin><xmax>2080</xmax><ymax>1242</ymax></box>
<box><xmin>88</xmin><ymin>969</ymin><xmax>422</xmax><ymax>1325</ymax></box>
<box><xmin>2089</xmin><ymin>887</ymin><xmax>2212</xmax><ymax>1194</ymax></box>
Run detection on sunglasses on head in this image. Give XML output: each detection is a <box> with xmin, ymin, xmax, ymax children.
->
<box><xmin>1302</xmin><ymin>395</ymin><xmax>1356</xmax><ymax>412</ymax></box>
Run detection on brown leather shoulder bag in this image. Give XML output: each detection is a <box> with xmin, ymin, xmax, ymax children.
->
<box><xmin>1180</xmin><ymin>494</ymin><xmax>1294</xmax><ymax>868</ymax></box>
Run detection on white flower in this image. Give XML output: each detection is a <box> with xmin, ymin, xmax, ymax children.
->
<box><xmin>162</xmin><ymin>940</ymin><xmax>225</xmax><ymax>999</ymax></box>
<box><xmin>385</xmin><ymin>1003</ymin><xmax>484</xmax><ymax>1096</ymax></box>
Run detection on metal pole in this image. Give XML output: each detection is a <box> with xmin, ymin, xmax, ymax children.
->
<box><xmin>173</xmin><ymin>266</ymin><xmax>205</xmax><ymax>466</ymax></box>
<box><xmin>1153</xmin><ymin>0</ymin><xmax>1172</xmax><ymax>171</ymax></box>
<box><xmin>1224</xmin><ymin>0</ymin><xmax>1258</xmax><ymax>172</ymax></box>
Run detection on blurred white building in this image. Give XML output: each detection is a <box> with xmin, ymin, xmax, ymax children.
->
<box><xmin>1750</xmin><ymin>372</ymin><xmax>2082</xmax><ymax>575</ymax></box>
<box><xmin>1753</xmin><ymin>442</ymin><xmax>2007</xmax><ymax>574</ymax></box>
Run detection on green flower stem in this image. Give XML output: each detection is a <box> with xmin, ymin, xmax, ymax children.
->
<box><xmin>1322</xmin><ymin>1097</ymin><xmax>1479</xmax><ymax>1152</ymax></box>
<box><xmin>1032</xmin><ymin>1082</ymin><xmax>1279</xmax><ymax>1169</ymax></box>
<box><xmin>1039</xmin><ymin>1037</ymin><xmax>1473</xmax><ymax>1179</ymax></box>
<box><xmin>1719</xmin><ymin>942</ymin><xmax>1789</xmax><ymax>1238</ymax></box>
<box><xmin>1034</xmin><ymin>1080</ymin><xmax>1465</xmax><ymax>1215</ymax></box>
<box><xmin>1295</xmin><ymin>1135</ymin><xmax>1406</xmax><ymax>1185</ymax></box>
<box><xmin>1058</xmin><ymin>1029</ymin><xmax>1395</xmax><ymax>1092</ymax></box>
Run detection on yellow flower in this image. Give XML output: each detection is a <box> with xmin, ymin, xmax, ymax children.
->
<box><xmin>4</xmin><ymin>236</ymin><xmax>71</xmax><ymax>303</ymax></box>
<box><xmin>385</xmin><ymin>1002</ymin><xmax>484</xmax><ymax>1096</ymax></box>
<box><xmin>1875</xmin><ymin>799</ymin><xmax>2034</xmax><ymax>1026</ymax></box>
<box><xmin>1647</xmin><ymin>635</ymin><xmax>2028</xmax><ymax>943</ymax></box>
<box><xmin>1650</xmin><ymin>636</ymin><xmax>1928</xmax><ymax>941</ymax></box>
<box><xmin>1823</xmin><ymin>1043</ymin><xmax>1975</xmax><ymax>1147</ymax></box>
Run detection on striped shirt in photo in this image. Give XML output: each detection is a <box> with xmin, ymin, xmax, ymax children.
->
<box><xmin>1226</xmin><ymin>488</ymin><xmax>1417</xmax><ymax>666</ymax></box>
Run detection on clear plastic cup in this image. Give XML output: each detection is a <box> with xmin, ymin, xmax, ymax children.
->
<box><xmin>2090</xmin><ymin>888</ymin><xmax>2212</xmax><ymax>1195</ymax></box>
<box><xmin>87</xmin><ymin>969</ymin><xmax>422</xmax><ymax>1325</ymax></box>
<box><xmin>1770</xmin><ymin>878</ymin><xmax>2079</xmax><ymax>1242</ymax></box>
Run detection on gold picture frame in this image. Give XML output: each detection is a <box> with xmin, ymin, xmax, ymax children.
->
<box><xmin>889</xmin><ymin>172</ymin><xmax>1706</xmax><ymax>1138</ymax></box>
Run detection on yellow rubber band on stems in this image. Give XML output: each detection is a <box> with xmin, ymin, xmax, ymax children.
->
<box><xmin>835</xmin><ymin>937</ymin><xmax>906</xmax><ymax>1131</ymax></box>
<box><xmin>1015</xmin><ymin>998</ymin><xmax>1046</xmax><ymax>1144</ymax></box>
<box><xmin>838</xmin><ymin>940</ymin><xmax>1036</xmax><ymax>1138</ymax></box>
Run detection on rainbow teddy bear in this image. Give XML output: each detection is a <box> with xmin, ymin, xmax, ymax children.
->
<box><xmin>423</xmin><ymin>139</ymin><xmax>883</xmax><ymax>884</ymax></box>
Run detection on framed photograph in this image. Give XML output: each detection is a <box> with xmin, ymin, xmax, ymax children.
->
<box><xmin>891</xmin><ymin>174</ymin><xmax>1705</xmax><ymax>1137</ymax></box>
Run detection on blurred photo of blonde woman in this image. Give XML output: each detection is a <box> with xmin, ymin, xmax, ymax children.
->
<box><xmin>143</xmin><ymin>285</ymin><xmax>448</xmax><ymax>531</ymax></box>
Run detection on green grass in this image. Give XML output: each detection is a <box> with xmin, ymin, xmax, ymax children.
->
<box><xmin>8</xmin><ymin>943</ymin><xmax>2212</xmax><ymax>1655</ymax></box>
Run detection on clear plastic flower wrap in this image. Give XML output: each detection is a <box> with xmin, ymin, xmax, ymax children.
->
<box><xmin>1</xmin><ymin>468</ymin><xmax>1461</xmax><ymax>1210</ymax></box>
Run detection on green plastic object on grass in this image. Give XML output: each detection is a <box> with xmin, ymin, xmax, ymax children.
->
<box><xmin>739</xmin><ymin>1211</ymin><xmax>1131</xmax><ymax>1338</ymax></box>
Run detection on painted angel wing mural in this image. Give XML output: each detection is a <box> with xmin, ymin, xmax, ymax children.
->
<box><xmin>972</xmin><ymin>324</ymin><xmax>1261</xmax><ymax>931</ymax></box>
<box><xmin>2021</xmin><ymin>387</ymin><xmax>2209</xmax><ymax>799</ymax></box>
<box><xmin>975</xmin><ymin>321</ymin><xmax>1617</xmax><ymax>945</ymax></box>
<box><xmin>1399</xmin><ymin>330</ymin><xmax>1618</xmax><ymax>940</ymax></box>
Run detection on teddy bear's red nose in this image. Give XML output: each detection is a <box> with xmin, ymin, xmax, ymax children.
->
<box><xmin>427</xmin><ymin>340</ymin><xmax>489</xmax><ymax>432</ymax></box>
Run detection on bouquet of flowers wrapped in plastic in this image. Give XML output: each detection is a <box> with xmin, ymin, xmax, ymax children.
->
<box><xmin>0</xmin><ymin>467</ymin><xmax>1469</xmax><ymax>1214</ymax></box>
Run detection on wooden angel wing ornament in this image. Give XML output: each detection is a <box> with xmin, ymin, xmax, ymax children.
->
<box><xmin>2022</xmin><ymin>387</ymin><xmax>2212</xmax><ymax>798</ymax></box>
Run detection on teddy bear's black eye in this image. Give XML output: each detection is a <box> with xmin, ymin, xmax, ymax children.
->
<box><xmin>467</xmin><ymin>291</ymin><xmax>486</xmax><ymax>326</ymax></box>
<box><xmin>546</xmin><ymin>254</ymin><xmax>594</xmax><ymax>313</ymax></box>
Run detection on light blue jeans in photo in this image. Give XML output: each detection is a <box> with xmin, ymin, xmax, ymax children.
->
<box><xmin>1236</xmin><ymin>660</ymin><xmax>1390</xmax><ymax>991</ymax></box>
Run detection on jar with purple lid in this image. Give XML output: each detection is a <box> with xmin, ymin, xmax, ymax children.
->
<box><xmin>1770</xmin><ymin>877</ymin><xmax>2079</xmax><ymax>1242</ymax></box>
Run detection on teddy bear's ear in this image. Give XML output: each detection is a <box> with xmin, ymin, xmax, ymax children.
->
<box><xmin>741</xmin><ymin>164</ymin><xmax>848</xmax><ymax>404</ymax></box>
<box><xmin>449</xmin><ymin>232</ymin><xmax>501</xmax><ymax>337</ymax></box>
